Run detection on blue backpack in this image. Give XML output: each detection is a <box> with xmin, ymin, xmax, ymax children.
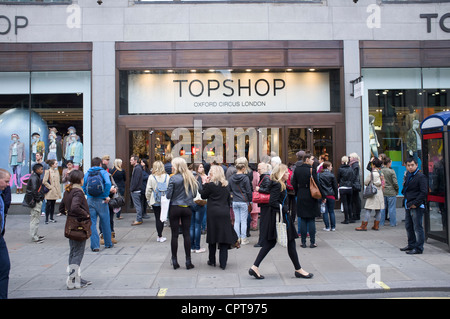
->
<box><xmin>153</xmin><ymin>175</ymin><xmax>168</xmax><ymax>203</ymax></box>
<box><xmin>86</xmin><ymin>170</ymin><xmax>105</xmax><ymax>197</ymax></box>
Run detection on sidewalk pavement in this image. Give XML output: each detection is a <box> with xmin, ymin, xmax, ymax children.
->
<box><xmin>4</xmin><ymin>207</ymin><xmax>450</xmax><ymax>299</ymax></box>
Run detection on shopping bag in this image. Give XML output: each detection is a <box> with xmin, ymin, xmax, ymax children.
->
<box><xmin>160</xmin><ymin>195</ymin><xmax>170</xmax><ymax>222</ymax></box>
<box><xmin>276</xmin><ymin>205</ymin><xmax>287</xmax><ymax>247</ymax></box>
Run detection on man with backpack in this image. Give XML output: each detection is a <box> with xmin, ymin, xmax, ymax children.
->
<box><xmin>83</xmin><ymin>157</ymin><xmax>113</xmax><ymax>251</ymax></box>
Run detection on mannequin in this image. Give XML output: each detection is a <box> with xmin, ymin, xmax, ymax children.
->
<box><xmin>46</xmin><ymin>131</ymin><xmax>62</xmax><ymax>166</ymax></box>
<box><xmin>31</xmin><ymin>132</ymin><xmax>45</xmax><ymax>163</ymax></box>
<box><xmin>9</xmin><ymin>134</ymin><xmax>25</xmax><ymax>193</ymax></box>
<box><xmin>63</xmin><ymin>126</ymin><xmax>76</xmax><ymax>163</ymax></box>
<box><xmin>68</xmin><ymin>133</ymin><xmax>83</xmax><ymax>169</ymax></box>
<box><xmin>368</xmin><ymin>115</ymin><xmax>380</xmax><ymax>158</ymax></box>
<box><xmin>407</xmin><ymin>120</ymin><xmax>422</xmax><ymax>166</ymax></box>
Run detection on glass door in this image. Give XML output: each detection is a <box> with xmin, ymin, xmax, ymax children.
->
<box><xmin>286</xmin><ymin>127</ymin><xmax>334</xmax><ymax>166</ymax></box>
<box><xmin>423</xmin><ymin>132</ymin><xmax>448</xmax><ymax>243</ymax></box>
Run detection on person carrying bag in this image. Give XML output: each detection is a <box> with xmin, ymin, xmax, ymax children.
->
<box><xmin>59</xmin><ymin>170</ymin><xmax>92</xmax><ymax>290</ymax></box>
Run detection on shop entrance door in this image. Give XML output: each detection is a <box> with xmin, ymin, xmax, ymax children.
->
<box><xmin>286</xmin><ymin>127</ymin><xmax>334</xmax><ymax>166</ymax></box>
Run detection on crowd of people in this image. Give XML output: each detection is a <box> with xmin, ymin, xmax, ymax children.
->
<box><xmin>0</xmin><ymin>149</ymin><xmax>429</xmax><ymax>297</ymax></box>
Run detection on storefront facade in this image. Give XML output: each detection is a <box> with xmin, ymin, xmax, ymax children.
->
<box><xmin>0</xmin><ymin>0</ymin><xmax>449</xmax><ymax>201</ymax></box>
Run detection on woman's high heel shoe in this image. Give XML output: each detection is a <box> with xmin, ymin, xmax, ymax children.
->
<box><xmin>294</xmin><ymin>270</ymin><xmax>313</xmax><ymax>279</ymax></box>
<box><xmin>171</xmin><ymin>257</ymin><xmax>180</xmax><ymax>270</ymax></box>
<box><xmin>249</xmin><ymin>268</ymin><xmax>264</xmax><ymax>279</ymax></box>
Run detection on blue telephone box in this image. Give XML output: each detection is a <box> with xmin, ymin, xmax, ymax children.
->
<box><xmin>421</xmin><ymin>112</ymin><xmax>450</xmax><ymax>248</ymax></box>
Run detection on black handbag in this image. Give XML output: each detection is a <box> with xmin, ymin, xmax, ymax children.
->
<box><xmin>109</xmin><ymin>195</ymin><xmax>125</xmax><ymax>209</ymax></box>
<box><xmin>363</xmin><ymin>172</ymin><xmax>377</xmax><ymax>199</ymax></box>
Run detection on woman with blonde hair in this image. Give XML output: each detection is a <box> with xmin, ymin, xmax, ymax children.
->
<box><xmin>337</xmin><ymin>155</ymin><xmax>356</xmax><ymax>224</ymax></box>
<box><xmin>249</xmin><ymin>164</ymin><xmax>313</xmax><ymax>280</ymax></box>
<box><xmin>200</xmin><ymin>165</ymin><xmax>236</xmax><ymax>269</ymax></box>
<box><xmin>110</xmin><ymin>158</ymin><xmax>126</xmax><ymax>219</ymax></box>
<box><xmin>146</xmin><ymin>160</ymin><xmax>169</xmax><ymax>243</ymax></box>
<box><xmin>166</xmin><ymin>157</ymin><xmax>199</xmax><ymax>269</ymax></box>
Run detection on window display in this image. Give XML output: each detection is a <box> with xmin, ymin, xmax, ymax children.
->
<box><xmin>0</xmin><ymin>71</ymin><xmax>91</xmax><ymax>198</ymax></box>
<box><xmin>363</xmin><ymin>68</ymin><xmax>450</xmax><ymax>194</ymax></box>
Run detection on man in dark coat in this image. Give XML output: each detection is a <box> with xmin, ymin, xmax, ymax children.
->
<box><xmin>291</xmin><ymin>153</ymin><xmax>324</xmax><ymax>248</ymax></box>
<box><xmin>400</xmin><ymin>157</ymin><xmax>427</xmax><ymax>255</ymax></box>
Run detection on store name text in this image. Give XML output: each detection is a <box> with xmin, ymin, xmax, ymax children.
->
<box><xmin>420</xmin><ymin>13</ymin><xmax>450</xmax><ymax>33</ymax></box>
<box><xmin>173</xmin><ymin>78</ymin><xmax>286</xmax><ymax>98</ymax></box>
<box><xmin>0</xmin><ymin>15</ymin><xmax>28</xmax><ymax>35</ymax></box>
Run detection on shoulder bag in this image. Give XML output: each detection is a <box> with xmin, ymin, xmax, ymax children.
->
<box><xmin>252</xmin><ymin>176</ymin><xmax>270</xmax><ymax>204</ymax></box>
<box><xmin>363</xmin><ymin>171</ymin><xmax>378</xmax><ymax>199</ymax></box>
<box><xmin>310</xmin><ymin>168</ymin><xmax>322</xmax><ymax>199</ymax></box>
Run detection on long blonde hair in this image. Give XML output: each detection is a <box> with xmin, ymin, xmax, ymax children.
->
<box><xmin>270</xmin><ymin>163</ymin><xmax>288</xmax><ymax>192</ymax></box>
<box><xmin>152</xmin><ymin>160</ymin><xmax>166</xmax><ymax>176</ymax></box>
<box><xmin>172</xmin><ymin>157</ymin><xmax>198</xmax><ymax>196</ymax></box>
<box><xmin>114</xmin><ymin>159</ymin><xmax>123</xmax><ymax>171</ymax></box>
<box><xmin>209</xmin><ymin>165</ymin><xmax>228</xmax><ymax>187</ymax></box>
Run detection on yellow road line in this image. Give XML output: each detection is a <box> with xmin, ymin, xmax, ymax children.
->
<box><xmin>376</xmin><ymin>281</ymin><xmax>390</xmax><ymax>290</ymax></box>
<box><xmin>157</xmin><ymin>288</ymin><xmax>168</xmax><ymax>297</ymax></box>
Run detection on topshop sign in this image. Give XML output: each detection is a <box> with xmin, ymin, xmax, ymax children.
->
<box><xmin>0</xmin><ymin>15</ymin><xmax>28</xmax><ymax>35</ymax></box>
<box><xmin>128</xmin><ymin>72</ymin><xmax>331</xmax><ymax>114</ymax></box>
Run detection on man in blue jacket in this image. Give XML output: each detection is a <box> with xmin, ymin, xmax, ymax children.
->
<box><xmin>83</xmin><ymin>157</ymin><xmax>113</xmax><ymax>251</ymax></box>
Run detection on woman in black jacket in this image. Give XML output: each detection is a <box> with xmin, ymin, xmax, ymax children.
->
<box><xmin>337</xmin><ymin>156</ymin><xmax>356</xmax><ymax>224</ymax></box>
<box><xmin>253</xmin><ymin>162</ymin><xmax>271</xmax><ymax>247</ymax></box>
<box><xmin>292</xmin><ymin>154</ymin><xmax>323</xmax><ymax>248</ymax></box>
<box><xmin>249</xmin><ymin>164</ymin><xmax>313</xmax><ymax>280</ymax></box>
<box><xmin>200</xmin><ymin>165</ymin><xmax>236</xmax><ymax>270</ymax></box>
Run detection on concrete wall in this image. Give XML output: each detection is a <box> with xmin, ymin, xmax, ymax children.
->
<box><xmin>1</xmin><ymin>0</ymin><xmax>449</xmax><ymax>160</ymax></box>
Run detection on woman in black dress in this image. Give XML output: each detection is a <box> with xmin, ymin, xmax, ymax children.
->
<box><xmin>249</xmin><ymin>164</ymin><xmax>313</xmax><ymax>280</ymax></box>
<box><xmin>200</xmin><ymin>165</ymin><xmax>237</xmax><ymax>270</ymax></box>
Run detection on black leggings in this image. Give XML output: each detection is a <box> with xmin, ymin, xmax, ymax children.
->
<box><xmin>169</xmin><ymin>205</ymin><xmax>192</xmax><ymax>259</ymax></box>
<box><xmin>208</xmin><ymin>243</ymin><xmax>229</xmax><ymax>268</ymax></box>
<box><xmin>253</xmin><ymin>238</ymin><xmax>301</xmax><ymax>270</ymax></box>
<box><xmin>45</xmin><ymin>200</ymin><xmax>56</xmax><ymax>222</ymax></box>
<box><xmin>152</xmin><ymin>205</ymin><xmax>165</xmax><ymax>237</ymax></box>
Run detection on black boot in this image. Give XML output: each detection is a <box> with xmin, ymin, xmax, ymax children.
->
<box><xmin>171</xmin><ymin>257</ymin><xmax>180</xmax><ymax>269</ymax></box>
<box><xmin>186</xmin><ymin>257</ymin><xmax>195</xmax><ymax>270</ymax></box>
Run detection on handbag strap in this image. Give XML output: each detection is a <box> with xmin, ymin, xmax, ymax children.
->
<box><xmin>237</xmin><ymin>185</ymin><xmax>250</xmax><ymax>204</ymax></box>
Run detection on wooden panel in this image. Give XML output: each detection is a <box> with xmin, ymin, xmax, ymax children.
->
<box><xmin>361</xmin><ymin>48</ymin><xmax>421</xmax><ymax>68</ymax></box>
<box><xmin>288</xmin><ymin>49</ymin><xmax>342</xmax><ymax>67</ymax></box>
<box><xmin>31</xmin><ymin>51</ymin><xmax>91</xmax><ymax>71</ymax></box>
<box><xmin>0</xmin><ymin>42</ymin><xmax>92</xmax><ymax>72</ymax></box>
<box><xmin>232</xmin><ymin>49</ymin><xmax>285</xmax><ymax>67</ymax></box>
<box><xmin>118</xmin><ymin>112</ymin><xmax>344</xmax><ymax>129</ymax></box>
<box><xmin>117</xmin><ymin>50</ymin><xmax>173</xmax><ymax>69</ymax></box>
<box><xmin>175</xmin><ymin>49</ymin><xmax>229</xmax><ymax>68</ymax></box>
<box><xmin>0</xmin><ymin>52</ymin><xmax>30</xmax><ymax>71</ymax></box>
<box><xmin>422</xmin><ymin>48</ymin><xmax>450</xmax><ymax>67</ymax></box>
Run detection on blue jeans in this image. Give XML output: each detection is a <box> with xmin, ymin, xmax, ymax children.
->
<box><xmin>381</xmin><ymin>196</ymin><xmax>397</xmax><ymax>226</ymax></box>
<box><xmin>405</xmin><ymin>207</ymin><xmax>425</xmax><ymax>252</ymax></box>
<box><xmin>130</xmin><ymin>192</ymin><xmax>143</xmax><ymax>222</ymax></box>
<box><xmin>190</xmin><ymin>204</ymin><xmax>206</xmax><ymax>250</ymax></box>
<box><xmin>323</xmin><ymin>198</ymin><xmax>336</xmax><ymax>229</ymax></box>
<box><xmin>233</xmin><ymin>202</ymin><xmax>248</xmax><ymax>239</ymax></box>
<box><xmin>88</xmin><ymin>198</ymin><xmax>113</xmax><ymax>250</ymax></box>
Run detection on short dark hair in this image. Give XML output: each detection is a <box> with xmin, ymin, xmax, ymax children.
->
<box><xmin>68</xmin><ymin>169</ymin><xmax>84</xmax><ymax>184</ymax></box>
<box><xmin>91</xmin><ymin>157</ymin><xmax>102</xmax><ymax>167</ymax></box>
<box><xmin>323</xmin><ymin>161</ymin><xmax>332</xmax><ymax>170</ymax></box>
<box><xmin>372</xmin><ymin>157</ymin><xmax>383</xmax><ymax>168</ymax></box>
<box><xmin>131</xmin><ymin>154</ymin><xmax>139</xmax><ymax>162</ymax></box>
<box><xmin>32</xmin><ymin>163</ymin><xmax>43</xmax><ymax>172</ymax></box>
<box><xmin>303</xmin><ymin>153</ymin><xmax>312</xmax><ymax>162</ymax></box>
<box><xmin>406</xmin><ymin>157</ymin><xmax>418</xmax><ymax>165</ymax></box>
